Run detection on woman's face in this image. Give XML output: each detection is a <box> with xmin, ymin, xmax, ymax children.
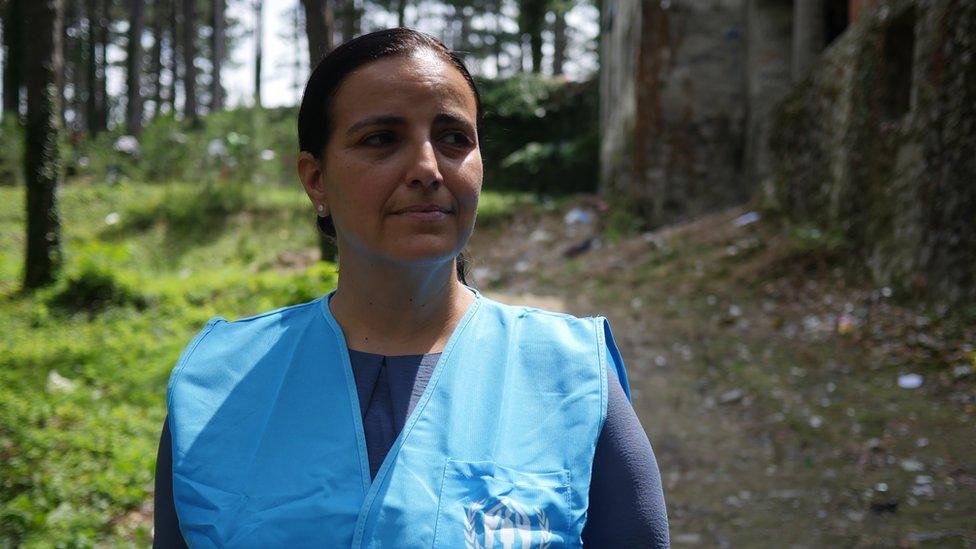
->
<box><xmin>301</xmin><ymin>50</ymin><xmax>482</xmax><ymax>269</ymax></box>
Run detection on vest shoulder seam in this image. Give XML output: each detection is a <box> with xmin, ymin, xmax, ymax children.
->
<box><xmin>220</xmin><ymin>296</ymin><xmax>323</xmax><ymax>324</ymax></box>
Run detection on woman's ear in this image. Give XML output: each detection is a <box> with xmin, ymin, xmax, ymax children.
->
<box><xmin>297</xmin><ymin>151</ymin><xmax>329</xmax><ymax>216</ymax></box>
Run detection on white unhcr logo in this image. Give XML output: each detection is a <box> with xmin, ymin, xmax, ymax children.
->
<box><xmin>463</xmin><ymin>497</ymin><xmax>553</xmax><ymax>549</ymax></box>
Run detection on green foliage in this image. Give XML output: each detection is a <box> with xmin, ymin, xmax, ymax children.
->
<box><xmin>45</xmin><ymin>243</ymin><xmax>150</xmax><ymax>314</ymax></box>
<box><xmin>72</xmin><ymin>107</ymin><xmax>299</xmax><ymax>186</ymax></box>
<box><xmin>0</xmin><ymin>181</ymin><xmax>338</xmax><ymax>546</ymax></box>
<box><xmin>478</xmin><ymin>74</ymin><xmax>599</xmax><ymax>194</ymax></box>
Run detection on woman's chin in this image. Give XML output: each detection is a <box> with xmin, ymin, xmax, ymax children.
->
<box><xmin>383</xmin><ymin>237</ymin><xmax>465</xmax><ymax>266</ymax></box>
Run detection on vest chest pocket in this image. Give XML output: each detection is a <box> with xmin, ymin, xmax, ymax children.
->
<box><xmin>431</xmin><ymin>459</ymin><xmax>576</xmax><ymax>549</ymax></box>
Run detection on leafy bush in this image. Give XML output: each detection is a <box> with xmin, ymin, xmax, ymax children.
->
<box><xmin>478</xmin><ymin>74</ymin><xmax>599</xmax><ymax>194</ymax></box>
<box><xmin>45</xmin><ymin>243</ymin><xmax>150</xmax><ymax>314</ymax></box>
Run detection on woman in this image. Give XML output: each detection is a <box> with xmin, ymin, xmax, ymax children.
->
<box><xmin>154</xmin><ymin>28</ymin><xmax>669</xmax><ymax>548</ymax></box>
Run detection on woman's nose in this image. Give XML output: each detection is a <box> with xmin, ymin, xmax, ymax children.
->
<box><xmin>405</xmin><ymin>140</ymin><xmax>443</xmax><ymax>189</ymax></box>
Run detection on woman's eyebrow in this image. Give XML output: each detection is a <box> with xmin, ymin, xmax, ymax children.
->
<box><xmin>346</xmin><ymin>115</ymin><xmax>406</xmax><ymax>135</ymax></box>
<box><xmin>346</xmin><ymin>113</ymin><xmax>474</xmax><ymax>135</ymax></box>
<box><xmin>433</xmin><ymin>112</ymin><xmax>475</xmax><ymax>130</ymax></box>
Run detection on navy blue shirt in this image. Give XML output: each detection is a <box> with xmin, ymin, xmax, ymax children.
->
<box><xmin>154</xmin><ymin>350</ymin><xmax>669</xmax><ymax>547</ymax></box>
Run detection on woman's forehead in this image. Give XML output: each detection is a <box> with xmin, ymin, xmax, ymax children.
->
<box><xmin>332</xmin><ymin>52</ymin><xmax>477</xmax><ymax>121</ymax></box>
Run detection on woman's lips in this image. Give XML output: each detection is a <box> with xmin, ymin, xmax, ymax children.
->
<box><xmin>392</xmin><ymin>205</ymin><xmax>452</xmax><ymax>220</ymax></box>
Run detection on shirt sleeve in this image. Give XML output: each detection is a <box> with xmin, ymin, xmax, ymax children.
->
<box><xmin>153</xmin><ymin>416</ymin><xmax>189</xmax><ymax>549</ymax></box>
<box><xmin>581</xmin><ymin>362</ymin><xmax>670</xmax><ymax>547</ymax></box>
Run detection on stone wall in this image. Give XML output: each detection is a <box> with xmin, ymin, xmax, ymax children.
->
<box><xmin>601</xmin><ymin>0</ymin><xmax>750</xmax><ymax>225</ymax></box>
<box><xmin>767</xmin><ymin>0</ymin><xmax>976</xmax><ymax>301</ymax></box>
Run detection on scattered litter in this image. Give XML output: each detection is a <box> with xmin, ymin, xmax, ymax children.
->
<box><xmin>207</xmin><ymin>139</ymin><xmax>228</xmax><ymax>158</ymax></box>
<box><xmin>46</xmin><ymin>371</ymin><xmax>78</xmax><ymax>394</ymax></box>
<box><xmin>897</xmin><ymin>373</ymin><xmax>924</xmax><ymax>389</ymax></box>
<box><xmin>104</xmin><ymin>212</ymin><xmax>119</xmax><ymax>225</ymax></box>
<box><xmin>914</xmin><ymin>475</ymin><xmax>933</xmax><ymax>485</ymax></box>
<box><xmin>728</xmin><ymin>304</ymin><xmax>742</xmax><ymax>317</ymax></box>
<box><xmin>113</xmin><ymin>135</ymin><xmax>140</xmax><ymax>155</ymax></box>
<box><xmin>514</xmin><ymin>260</ymin><xmax>530</xmax><ymax>273</ymax></box>
<box><xmin>916</xmin><ymin>437</ymin><xmax>929</xmax><ymax>448</ymax></box>
<box><xmin>907</xmin><ymin>532</ymin><xmax>952</xmax><ymax>543</ymax></box>
<box><xmin>719</xmin><ymin>388</ymin><xmax>744</xmax><ymax>404</ymax></box>
<box><xmin>869</xmin><ymin>499</ymin><xmax>898</xmax><ymax>514</ymax></box>
<box><xmin>900</xmin><ymin>458</ymin><xmax>925</xmax><ymax>472</ymax></box>
<box><xmin>732</xmin><ymin>211</ymin><xmax>760</xmax><ymax>227</ymax></box>
<box><xmin>260</xmin><ymin>149</ymin><xmax>276</xmax><ymax>161</ymax></box>
<box><xmin>837</xmin><ymin>314</ymin><xmax>856</xmax><ymax>335</ymax></box>
<box><xmin>910</xmin><ymin>484</ymin><xmax>935</xmax><ymax>497</ymax></box>
<box><xmin>809</xmin><ymin>415</ymin><xmax>823</xmax><ymax>428</ymax></box>
<box><xmin>563</xmin><ymin>208</ymin><xmax>593</xmax><ymax>225</ymax></box>
<box><xmin>654</xmin><ymin>355</ymin><xmax>667</xmax><ymax>367</ymax></box>
<box><xmin>875</xmin><ymin>482</ymin><xmax>889</xmax><ymax>492</ymax></box>
<box><xmin>472</xmin><ymin>267</ymin><xmax>497</xmax><ymax>283</ymax></box>
<box><xmin>564</xmin><ymin>238</ymin><xmax>597</xmax><ymax>258</ymax></box>
<box><xmin>529</xmin><ymin>229</ymin><xmax>551</xmax><ymax>243</ymax></box>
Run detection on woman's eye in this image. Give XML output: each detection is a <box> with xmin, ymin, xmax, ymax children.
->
<box><xmin>442</xmin><ymin>132</ymin><xmax>473</xmax><ymax>147</ymax></box>
<box><xmin>362</xmin><ymin>132</ymin><xmax>396</xmax><ymax>147</ymax></box>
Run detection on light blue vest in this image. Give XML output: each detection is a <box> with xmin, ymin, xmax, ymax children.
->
<box><xmin>167</xmin><ymin>288</ymin><xmax>631</xmax><ymax>548</ymax></box>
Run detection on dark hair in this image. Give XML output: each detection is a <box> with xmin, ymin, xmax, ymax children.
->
<box><xmin>297</xmin><ymin>28</ymin><xmax>481</xmax><ymax>285</ymax></box>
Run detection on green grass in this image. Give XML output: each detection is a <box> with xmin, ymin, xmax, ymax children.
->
<box><xmin>0</xmin><ymin>180</ymin><xmax>532</xmax><ymax>546</ymax></box>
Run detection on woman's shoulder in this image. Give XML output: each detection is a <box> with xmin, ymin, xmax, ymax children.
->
<box><xmin>190</xmin><ymin>296</ymin><xmax>326</xmax><ymax>337</ymax></box>
<box><xmin>478</xmin><ymin>292</ymin><xmax>611</xmax><ymax>326</ymax></box>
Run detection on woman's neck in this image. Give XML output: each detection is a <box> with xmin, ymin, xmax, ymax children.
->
<box><xmin>328</xmin><ymin>255</ymin><xmax>474</xmax><ymax>356</ymax></box>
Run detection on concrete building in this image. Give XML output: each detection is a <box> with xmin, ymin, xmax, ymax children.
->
<box><xmin>601</xmin><ymin>0</ymin><xmax>974</xmax><ymax>301</ymax></box>
<box><xmin>600</xmin><ymin>0</ymin><xmax>856</xmax><ymax>226</ymax></box>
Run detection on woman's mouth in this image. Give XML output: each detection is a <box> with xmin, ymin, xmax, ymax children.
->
<box><xmin>392</xmin><ymin>205</ymin><xmax>452</xmax><ymax>220</ymax></box>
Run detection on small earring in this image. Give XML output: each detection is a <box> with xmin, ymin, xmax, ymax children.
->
<box><xmin>316</xmin><ymin>204</ymin><xmax>325</xmax><ymax>214</ymax></box>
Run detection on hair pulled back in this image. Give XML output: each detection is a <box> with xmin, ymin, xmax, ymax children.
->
<box><xmin>297</xmin><ymin>28</ymin><xmax>481</xmax><ymax>284</ymax></box>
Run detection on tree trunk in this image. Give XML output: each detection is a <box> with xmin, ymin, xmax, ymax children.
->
<box><xmin>93</xmin><ymin>0</ymin><xmax>109</xmax><ymax>132</ymax></box>
<box><xmin>167</xmin><ymin>0</ymin><xmax>179</xmax><ymax>114</ymax></box>
<box><xmin>518</xmin><ymin>0</ymin><xmax>545</xmax><ymax>73</ymax></box>
<box><xmin>396</xmin><ymin>0</ymin><xmax>406</xmax><ymax>27</ymax></box>
<box><xmin>126</xmin><ymin>0</ymin><xmax>145</xmax><ymax>135</ymax></box>
<box><xmin>552</xmin><ymin>6</ymin><xmax>567</xmax><ymax>76</ymax></box>
<box><xmin>254</xmin><ymin>0</ymin><xmax>262</xmax><ymax>108</ymax></box>
<box><xmin>458</xmin><ymin>4</ymin><xmax>471</xmax><ymax>52</ymax></box>
<box><xmin>301</xmin><ymin>0</ymin><xmax>337</xmax><ymax>262</ymax></box>
<box><xmin>339</xmin><ymin>0</ymin><xmax>360</xmax><ymax>42</ymax></box>
<box><xmin>182</xmin><ymin>0</ymin><xmax>198</xmax><ymax>125</ymax></box>
<box><xmin>148</xmin><ymin>0</ymin><xmax>164</xmax><ymax>118</ymax></box>
<box><xmin>301</xmin><ymin>0</ymin><xmax>334</xmax><ymax>68</ymax></box>
<box><xmin>23</xmin><ymin>0</ymin><xmax>64</xmax><ymax>289</ymax></box>
<box><xmin>210</xmin><ymin>0</ymin><xmax>224</xmax><ymax>111</ymax></box>
<box><xmin>2</xmin><ymin>0</ymin><xmax>24</xmax><ymax>119</ymax></box>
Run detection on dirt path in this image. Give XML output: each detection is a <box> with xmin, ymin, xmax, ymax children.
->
<box><xmin>469</xmin><ymin>202</ymin><xmax>976</xmax><ymax>547</ymax></box>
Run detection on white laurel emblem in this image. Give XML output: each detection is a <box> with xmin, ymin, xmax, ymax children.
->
<box><xmin>463</xmin><ymin>497</ymin><xmax>554</xmax><ymax>549</ymax></box>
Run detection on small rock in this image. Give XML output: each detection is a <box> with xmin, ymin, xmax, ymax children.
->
<box><xmin>672</xmin><ymin>533</ymin><xmax>702</xmax><ymax>544</ymax></box>
<box><xmin>900</xmin><ymin>458</ymin><xmax>924</xmax><ymax>472</ymax></box>
<box><xmin>719</xmin><ymin>389</ymin><xmax>744</xmax><ymax>404</ymax></box>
